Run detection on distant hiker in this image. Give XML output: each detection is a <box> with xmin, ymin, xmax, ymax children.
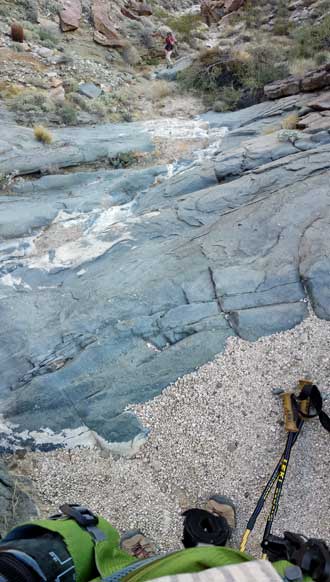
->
<box><xmin>164</xmin><ymin>31</ymin><xmax>176</xmax><ymax>67</ymax></box>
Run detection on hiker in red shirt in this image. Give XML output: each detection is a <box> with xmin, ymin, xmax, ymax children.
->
<box><xmin>164</xmin><ymin>31</ymin><xmax>176</xmax><ymax>67</ymax></box>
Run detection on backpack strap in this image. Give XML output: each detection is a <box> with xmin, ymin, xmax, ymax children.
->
<box><xmin>3</xmin><ymin>505</ymin><xmax>135</xmax><ymax>582</ymax></box>
<box><xmin>297</xmin><ymin>384</ymin><xmax>330</xmax><ymax>432</ymax></box>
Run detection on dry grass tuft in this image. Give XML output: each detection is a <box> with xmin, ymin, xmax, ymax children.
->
<box><xmin>281</xmin><ymin>112</ymin><xmax>299</xmax><ymax>130</ymax></box>
<box><xmin>140</xmin><ymin>80</ymin><xmax>173</xmax><ymax>101</ymax></box>
<box><xmin>34</xmin><ymin>125</ymin><xmax>53</xmax><ymax>144</ymax></box>
<box><xmin>289</xmin><ymin>58</ymin><xmax>317</xmax><ymax>77</ymax></box>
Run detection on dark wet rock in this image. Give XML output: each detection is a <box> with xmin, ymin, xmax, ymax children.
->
<box><xmin>0</xmin><ymin>462</ymin><xmax>38</xmax><ymax>536</ymax></box>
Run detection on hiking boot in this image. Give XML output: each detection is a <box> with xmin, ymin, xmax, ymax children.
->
<box><xmin>120</xmin><ymin>530</ymin><xmax>156</xmax><ymax>559</ymax></box>
<box><xmin>205</xmin><ymin>495</ymin><xmax>237</xmax><ymax>534</ymax></box>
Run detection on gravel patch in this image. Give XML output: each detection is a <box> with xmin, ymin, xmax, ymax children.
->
<box><xmin>31</xmin><ymin>313</ymin><xmax>330</xmax><ymax>557</ymax></box>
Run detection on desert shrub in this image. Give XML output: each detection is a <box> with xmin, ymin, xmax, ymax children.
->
<box><xmin>34</xmin><ymin>125</ymin><xmax>53</xmax><ymax>144</ymax></box>
<box><xmin>108</xmin><ymin>152</ymin><xmax>140</xmax><ymax>168</ymax></box>
<box><xmin>278</xmin><ymin>129</ymin><xmax>302</xmax><ymax>143</ymax></box>
<box><xmin>289</xmin><ymin>58</ymin><xmax>317</xmax><ymax>76</ymax></box>
<box><xmin>122</xmin><ymin>44</ymin><xmax>141</xmax><ymax>66</ymax></box>
<box><xmin>38</xmin><ymin>27</ymin><xmax>59</xmax><ymax>48</ymax></box>
<box><xmin>8</xmin><ymin>90</ymin><xmax>49</xmax><ymax>117</ymax></box>
<box><xmin>140</xmin><ymin>28</ymin><xmax>155</xmax><ymax>49</ymax></box>
<box><xmin>11</xmin><ymin>23</ymin><xmax>24</xmax><ymax>42</ymax></box>
<box><xmin>281</xmin><ymin>112</ymin><xmax>299</xmax><ymax>130</ymax></box>
<box><xmin>273</xmin><ymin>0</ymin><xmax>291</xmax><ymax>36</ymax></box>
<box><xmin>240</xmin><ymin>46</ymin><xmax>289</xmax><ymax>90</ymax></box>
<box><xmin>0</xmin><ymin>83</ymin><xmax>23</xmax><ymax>98</ymax></box>
<box><xmin>218</xmin><ymin>85</ymin><xmax>241</xmax><ymax>111</ymax></box>
<box><xmin>56</xmin><ymin>102</ymin><xmax>77</xmax><ymax>124</ymax></box>
<box><xmin>315</xmin><ymin>52</ymin><xmax>329</xmax><ymax>65</ymax></box>
<box><xmin>291</xmin><ymin>15</ymin><xmax>330</xmax><ymax>59</ymax></box>
<box><xmin>163</xmin><ymin>13</ymin><xmax>203</xmax><ymax>43</ymax></box>
<box><xmin>0</xmin><ymin>173</ymin><xmax>8</xmax><ymax>191</ymax></box>
<box><xmin>68</xmin><ymin>92</ymin><xmax>91</xmax><ymax>111</ymax></box>
<box><xmin>62</xmin><ymin>79</ymin><xmax>79</xmax><ymax>93</ymax></box>
<box><xmin>146</xmin><ymin>80</ymin><xmax>173</xmax><ymax>100</ymax></box>
<box><xmin>8</xmin><ymin>89</ymin><xmax>79</xmax><ymax>125</ymax></box>
<box><xmin>179</xmin><ymin>45</ymin><xmax>289</xmax><ymax>109</ymax></box>
<box><xmin>241</xmin><ymin>0</ymin><xmax>265</xmax><ymax>29</ymax></box>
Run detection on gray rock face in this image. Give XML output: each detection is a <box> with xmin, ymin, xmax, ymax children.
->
<box><xmin>1</xmin><ymin>96</ymin><xmax>330</xmax><ymax>451</ymax></box>
<box><xmin>156</xmin><ymin>56</ymin><xmax>193</xmax><ymax>81</ymax></box>
<box><xmin>78</xmin><ymin>83</ymin><xmax>102</xmax><ymax>99</ymax></box>
<box><xmin>0</xmin><ymin>122</ymin><xmax>154</xmax><ymax>177</ymax></box>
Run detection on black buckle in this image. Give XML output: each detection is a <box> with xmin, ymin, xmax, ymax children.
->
<box><xmin>60</xmin><ymin>504</ymin><xmax>98</xmax><ymax>528</ymax></box>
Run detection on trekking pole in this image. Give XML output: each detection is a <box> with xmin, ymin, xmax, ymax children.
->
<box><xmin>240</xmin><ymin>382</ymin><xmax>311</xmax><ymax>553</ymax></box>
<box><xmin>240</xmin><ymin>421</ymin><xmax>302</xmax><ymax>552</ymax></box>
<box><xmin>261</xmin><ymin>428</ymin><xmax>296</xmax><ymax>558</ymax></box>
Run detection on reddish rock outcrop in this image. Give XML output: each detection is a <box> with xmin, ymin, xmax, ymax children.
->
<box><xmin>121</xmin><ymin>7</ymin><xmax>140</xmax><ymax>21</ymax></box>
<box><xmin>92</xmin><ymin>0</ymin><xmax>125</xmax><ymax>47</ymax></box>
<box><xmin>59</xmin><ymin>0</ymin><xmax>82</xmax><ymax>32</ymax></box>
<box><xmin>264</xmin><ymin>65</ymin><xmax>330</xmax><ymax>100</ymax></box>
<box><xmin>136</xmin><ymin>1</ymin><xmax>152</xmax><ymax>16</ymax></box>
<box><xmin>224</xmin><ymin>0</ymin><xmax>244</xmax><ymax>12</ymax></box>
<box><xmin>201</xmin><ymin>0</ymin><xmax>245</xmax><ymax>25</ymax></box>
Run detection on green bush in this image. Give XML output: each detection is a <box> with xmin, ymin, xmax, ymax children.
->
<box><xmin>291</xmin><ymin>15</ymin><xmax>330</xmax><ymax>59</ymax></box>
<box><xmin>178</xmin><ymin>45</ymin><xmax>289</xmax><ymax>110</ymax></box>
<box><xmin>108</xmin><ymin>152</ymin><xmax>139</xmax><ymax>168</ymax></box>
<box><xmin>38</xmin><ymin>27</ymin><xmax>59</xmax><ymax>48</ymax></box>
<box><xmin>164</xmin><ymin>13</ymin><xmax>203</xmax><ymax>43</ymax></box>
<box><xmin>56</xmin><ymin>102</ymin><xmax>77</xmax><ymax>124</ymax></box>
<box><xmin>315</xmin><ymin>52</ymin><xmax>329</xmax><ymax>65</ymax></box>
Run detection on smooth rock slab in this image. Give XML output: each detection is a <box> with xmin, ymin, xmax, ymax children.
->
<box><xmin>0</xmin><ymin>122</ymin><xmax>154</xmax><ymax>176</ymax></box>
<box><xmin>1</xmin><ymin>107</ymin><xmax>330</xmax><ymax>451</ymax></box>
<box><xmin>78</xmin><ymin>82</ymin><xmax>102</xmax><ymax>99</ymax></box>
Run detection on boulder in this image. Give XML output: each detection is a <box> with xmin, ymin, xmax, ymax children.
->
<box><xmin>156</xmin><ymin>56</ymin><xmax>193</xmax><ymax>81</ymax></box>
<box><xmin>78</xmin><ymin>82</ymin><xmax>102</xmax><ymax>99</ymax></box>
<box><xmin>301</xmin><ymin>65</ymin><xmax>330</xmax><ymax>92</ymax></box>
<box><xmin>297</xmin><ymin>111</ymin><xmax>330</xmax><ymax>133</ymax></box>
<box><xmin>50</xmin><ymin>84</ymin><xmax>65</xmax><ymax>102</ymax></box>
<box><xmin>92</xmin><ymin>0</ymin><xmax>125</xmax><ymax>47</ymax></box>
<box><xmin>121</xmin><ymin>7</ymin><xmax>140</xmax><ymax>20</ymax></box>
<box><xmin>264</xmin><ymin>76</ymin><xmax>301</xmax><ymax>99</ymax></box>
<box><xmin>265</xmin><ymin>65</ymin><xmax>330</xmax><ymax>100</ymax></box>
<box><xmin>59</xmin><ymin>0</ymin><xmax>82</xmax><ymax>32</ymax></box>
<box><xmin>224</xmin><ymin>0</ymin><xmax>245</xmax><ymax>12</ymax></box>
<box><xmin>201</xmin><ymin>0</ymin><xmax>245</xmax><ymax>24</ymax></box>
<box><xmin>308</xmin><ymin>91</ymin><xmax>330</xmax><ymax>111</ymax></box>
<box><xmin>136</xmin><ymin>1</ymin><xmax>153</xmax><ymax>16</ymax></box>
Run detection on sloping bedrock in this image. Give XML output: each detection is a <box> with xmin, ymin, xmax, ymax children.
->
<box><xmin>201</xmin><ymin>93</ymin><xmax>314</xmax><ymax>150</ymax></box>
<box><xmin>0</xmin><ymin>122</ymin><xmax>154</xmax><ymax>176</ymax></box>
<box><xmin>1</xmin><ymin>146</ymin><xmax>330</xmax><ymax>446</ymax></box>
